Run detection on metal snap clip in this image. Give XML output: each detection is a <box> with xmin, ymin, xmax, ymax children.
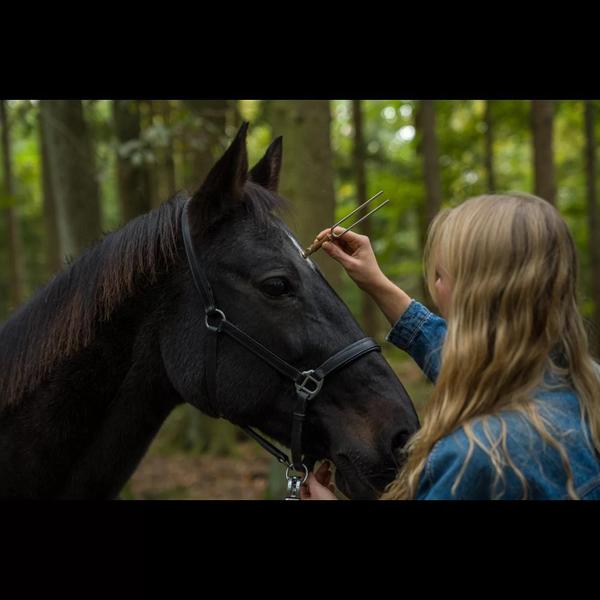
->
<box><xmin>284</xmin><ymin>464</ymin><xmax>309</xmax><ymax>500</ymax></box>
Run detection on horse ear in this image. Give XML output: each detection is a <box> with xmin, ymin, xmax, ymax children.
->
<box><xmin>249</xmin><ymin>136</ymin><xmax>283</xmax><ymax>193</ymax></box>
<box><xmin>187</xmin><ymin>122</ymin><xmax>249</xmax><ymax>236</ymax></box>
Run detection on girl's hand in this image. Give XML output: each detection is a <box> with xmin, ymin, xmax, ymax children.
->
<box><xmin>314</xmin><ymin>227</ymin><xmax>387</xmax><ymax>294</ymax></box>
<box><xmin>314</xmin><ymin>227</ymin><xmax>413</xmax><ymax>326</ymax></box>
<box><xmin>300</xmin><ymin>461</ymin><xmax>338</xmax><ymax>500</ymax></box>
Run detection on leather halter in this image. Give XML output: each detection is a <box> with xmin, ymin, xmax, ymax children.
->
<box><xmin>181</xmin><ymin>200</ymin><xmax>381</xmax><ymax>476</ymax></box>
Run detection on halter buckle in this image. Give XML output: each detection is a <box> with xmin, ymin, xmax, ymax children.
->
<box><xmin>295</xmin><ymin>370</ymin><xmax>323</xmax><ymax>399</ymax></box>
<box><xmin>205</xmin><ymin>308</ymin><xmax>226</xmax><ymax>332</ymax></box>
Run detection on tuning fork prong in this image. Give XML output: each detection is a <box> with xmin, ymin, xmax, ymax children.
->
<box><xmin>301</xmin><ymin>191</ymin><xmax>390</xmax><ymax>258</ymax></box>
<box><xmin>330</xmin><ymin>198</ymin><xmax>390</xmax><ymax>239</ymax></box>
<box><xmin>329</xmin><ymin>190</ymin><xmax>384</xmax><ymax>232</ymax></box>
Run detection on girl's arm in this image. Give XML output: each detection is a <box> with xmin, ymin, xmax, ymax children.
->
<box><xmin>318</xmin><ymin>228</ymin><xmax>446</xmax><ymax>383</ymax></box>
<box><xmin>384</xmin><ymin>297</ymin><xmax>446</xmax><ymax>384</ymax></box>
<box><xmin>361</xmin><ymin>274</ymin><xmax>413</xmax><ymax>325</ymax></box>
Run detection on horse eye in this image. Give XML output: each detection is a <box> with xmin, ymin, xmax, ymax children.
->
<box><xmin>260</xmin><ymin>277</ymin><xmax>291</xmax><ymax>297</ymax></box>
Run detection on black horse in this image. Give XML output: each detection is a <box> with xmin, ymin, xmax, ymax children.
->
<box><xmin>0</xmin><ymin>123</ymin><xmax>418</xmax><ymax>499</ymax></box>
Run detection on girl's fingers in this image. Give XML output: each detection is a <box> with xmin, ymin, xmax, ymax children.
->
<box><xmin>302</xmin><ymin>472</ymin><xmax>338</xmax><ymax>500</ymax></box>
<box><xmin>300</xmin><ymin>483</ymin><xmax>310</xmax><ymax>500</ymax></box>
<box><xmin>330</xmin><ymin>226</ymin><xmax>347</xmax><ymax>238</ymax></box>
<box><xmin>301</xmin><ymin>473</ymin><xmax>318</xmax><ymax>500</ymax></box>
<box><xmin>316</xmin><ymin>227</ymin><xmax>343</xmax><ymax>240</ymax></box>
<box><xmin>314</xmin><ymin>227</ymin><xmax>368</xmax><ymax>261</ymax></box>
<box><xmin>315</xmin><ymin>461</ymin><xmax>332</xmax><ymax>486</ymax></box>
<box><xmin>331</xmin><ymin>227</ymin><xmax>364</xmax><ymax>248</ymax></box>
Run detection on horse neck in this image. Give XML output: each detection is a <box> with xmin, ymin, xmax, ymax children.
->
<box><xmin>0</xmin><ymin>278</ymin><xmax>182</xmax><ymax>499</ymax></box>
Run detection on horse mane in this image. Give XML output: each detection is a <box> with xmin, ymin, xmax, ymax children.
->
<box><xmin>0</xmin><ymin>182</ymin><xmax>287</xmax><ymax>409</ymax></box>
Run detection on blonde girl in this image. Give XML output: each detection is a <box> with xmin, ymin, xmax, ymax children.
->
<box><xmin>301</xmin><ymin>193</ymin><xmax>600</xmax><ymax>500</ymax></box>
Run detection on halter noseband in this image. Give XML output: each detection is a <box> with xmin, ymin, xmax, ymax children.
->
<box><xmin>181</xmin><ymin>200</ymin><xmax>381</xmax><ymax>499</ymax></box>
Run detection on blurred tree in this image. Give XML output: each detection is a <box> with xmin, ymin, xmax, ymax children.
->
<box><xmin>584</xmin><ymin>100</ymin><xmax>600</xmax><ymax>358</ymax></box>
<box><xmin>140</xmin><ymin>100</ymin><xmax>159</xmax><ymax>209</ymax></box>
<box><xmin>113</xmin><ymin>100</ymin><xmax>152</xmax><ymax>222</ymax></box>
<box><xmin>183</xmin><ymin>100</ymin><xmax>228</xmax><ymax>191</ymax></box>
<box><xmin>40</xmin><ymin>100</ymin><xmax>102</xmax><ymax>259</ymax></box>
<box><xmin>415</xmin><ymin>100</ymin><xmax>442</xmax><ymax>308</ymax></box>
<box><xmin>484</xmin><ymin>100</ymin><xmax>496</xmax><ymax>192</ymax></box>
<box><xmin>268</xmin><ymin>100</ymin><xmax>341</xmax><ymax>292</ymax></box>
<box><xmin>531</xmin><ymin>100</ymin><xmax>556</xmax><ymax>204</ymax></box>
<box><xmin>37</xmin><ymin>108</ymin><xmax>61</xmax><ymax>277</ymax></box>
<box><xmin>351</xmin><ymin>100</ymin><xmax>379</xmax><ymax>337</ymax></box>
<box><xmin>228</xmin><ymin>99</ymin><xmax>242</xmax><ymax>130</ymax></box>
<box><xmin>0</xmin><ymin>100</ymin><xmax>25</xmax><ymax>310</ymax></box>
<box><xmin>157</xmin><ymin>100</ymin><xmax>177</xmax><ymax>203</ymax></box>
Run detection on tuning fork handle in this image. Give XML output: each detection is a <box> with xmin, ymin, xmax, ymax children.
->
<box><xmin>302</xmin><ymin>234</ymin><xmax>332</xmax><ymax>258</ymax></box>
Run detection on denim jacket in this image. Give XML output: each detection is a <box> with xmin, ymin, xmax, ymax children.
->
<box><xmin>385</xmin><ymin>300</ymin><xmax>600</xmax><ymax>500</ymax></box>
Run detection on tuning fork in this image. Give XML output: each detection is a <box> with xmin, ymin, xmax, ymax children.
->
<box><xmin>302</xmin><ymin>191</ymin><xmax>390</xmax><ymax>258</ymax></box>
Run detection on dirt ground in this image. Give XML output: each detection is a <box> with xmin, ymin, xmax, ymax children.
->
<box><xmin>124</xmin><ymin>442</ymin><xmax>274</xmax><ymax>500</ymax></box>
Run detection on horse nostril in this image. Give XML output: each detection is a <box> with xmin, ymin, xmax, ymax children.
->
<box><xmin>391</xmin><ymin>430</ymin><xmax>412</xmax><ymax>461</ymax></box>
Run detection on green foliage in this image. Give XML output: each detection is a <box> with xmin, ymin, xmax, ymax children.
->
<box><xmin>1</xmin><ymin>99</ymin><xmax>598</xmax><ymax>317</ymax></box>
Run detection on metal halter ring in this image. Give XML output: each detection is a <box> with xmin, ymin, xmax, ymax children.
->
<box><xmin>285</xmin><ymin>464</ymin><xmax>309</xmax><ymax>484</ymax></box>
<box><xmin>205</xmin><ymin>308</ymin><xmax>226</xmax><ymax>332</ymax></box>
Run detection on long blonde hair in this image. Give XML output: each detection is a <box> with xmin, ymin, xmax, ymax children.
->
<box><xmin>382</xmin><ymin>193</ymin><xmax>600</xmax><ymax>499</ymax></box>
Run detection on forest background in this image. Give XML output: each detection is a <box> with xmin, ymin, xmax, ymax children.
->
<box><xmin>1</xmin><ymin>99</ymin><xmax>598</xmax><ymax>498</ymax></box>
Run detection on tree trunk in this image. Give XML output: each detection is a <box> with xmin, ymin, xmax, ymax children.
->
<box><xmin>531</xmin><ymin>100</ymin><xmax>556</xmax><ymax>205</ymax></box>
<box><xmin>0</xmin><ymin>100</ymin><xmax>25</xmax><ymax>310</ymax></box>
<box><xmin>38</xmin><ymin>108</ymin><xmax>62</xmax><ymax>277</ymax></box>
<box><xmin>184</xmin><ymin>100</ymin><xmax>228</xmax><ymax>191</ymax></box>
<box><xmin>268</xmin><ymin>100</ymin><xmax>341</xmax><ymax>293</ymax></box>
<box><xmin>113</xmin><ymin>100</ymin><xmax>152</xmax><ymax>221</ymax></box>
<box><xmin>351</xmin><ymin>100</ymin><xmax>379</xmax><ymax>337</ymax></box>
<box><xmin>159</xmin><ymin>100</ymin><xmax>177</xmax><ymax>202</ymax></box>
<box><xmin>484</xmin><ymin>100</ymin><xmax>496</xmax><ymax>192</ymax></box>
<box><xmin>142</xmin><ymin>100</ymin><xmax>159</xmax><ymax>210</ymax></box>
<box><xmin>228</xmin><ymin>99</ymin><xmax>242</xmax><ymax>130</ymax></box>
<box><xmin>39</xmin><ymin>100</ymin><xmax>102</xmax><ymax>260</ymax></box>
<box><xmin>415</xmin><ymin>100</ymin><xmax>442</xmax><ymax>309</ymax></box>
<box><xmin>585</xmin><ymin>100</ymin><xmax>600</xmax><ymax>359</ymax></box>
